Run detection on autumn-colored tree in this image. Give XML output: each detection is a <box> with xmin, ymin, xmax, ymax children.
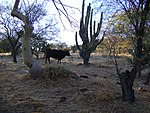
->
<box><xmin>95</xmin><ymin>0</ymin><xmax>150</xmax><ymax>103</ymax></box>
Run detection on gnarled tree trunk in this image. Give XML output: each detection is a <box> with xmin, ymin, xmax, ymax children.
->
<box><xmin>145</xmin><ymin>72</ymin><xmax>150</xmax><ymax>85</ymax></box>
<box><xmin>119</xmin><ymin>62</ymin><xmax>141</xmax><ymax>103</ymax></box>
<box><xmin>12</xmin><ymin>49</ymin><xmax>17</xmax><ymax>63</ymax></box>
<box><xmin>11</xmin><ymin>0</ymin><xmax>43</xmax><ymax>79</ymax></box>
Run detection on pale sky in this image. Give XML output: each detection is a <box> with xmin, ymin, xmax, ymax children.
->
<box><xmin>46</xmin><ymin>0</ymin><xmax>93</xmax><ymax>46</ymax></box>
<box><xmin>0</xmin><ymin>0</ymin><xmax>99</xmax><ymax>46</ymax></box>
<box><xmin>47</xmin><ymin>0</ymin><xmax>83</xmax><ymax>46</ymax></box>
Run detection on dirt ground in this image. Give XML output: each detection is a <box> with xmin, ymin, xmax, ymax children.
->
<box><xmin>0</xmin><ymin>53</ymin><xmax>150</xmax><ymax>113</ymax></box>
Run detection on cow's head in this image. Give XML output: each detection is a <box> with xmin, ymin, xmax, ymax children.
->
<box><xmin>65</xmin><ymin>50</ymin><xmax>70</xmax><ymax>56</ymax></box>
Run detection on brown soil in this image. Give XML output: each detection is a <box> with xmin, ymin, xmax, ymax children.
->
<box><xmin>0</xmin><ymin>54</ymin><xmax>150</xmax><ymax>113</ymax></box>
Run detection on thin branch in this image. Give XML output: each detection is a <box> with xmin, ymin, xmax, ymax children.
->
<box><xmin>52</xmin><ymin>0</ymin><xmax>79</xmax><ymax>29</ymax></box>
<box><xmin>52</xmin><ymin>0</ymin><xmax>66</xmax><ymax>29</ymax></box>
<box><xmin>54</xmin><ymin>0</ymin><xmax>80</xmax><ymax>12</ymax></box>
<box><xmin>11</xmin><ymin>0</ymin><xmax>32</xmax><ymax>25</ymax></box>
<box><xmin>112</xmin><ymin>50</ymin><xmax>121</xmax><ymax>76</ymax></box>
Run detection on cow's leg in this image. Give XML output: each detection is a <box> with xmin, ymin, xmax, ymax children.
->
<box><xmin>45</xmin><ymin>57</ymin><xmax>47</xmax><ymax>64</ymax></box>
<box><xmin>57</xmin><ymin>59</ymin><xmax>61</xmax><ymax>64</ymax></box>
<box><xmin>48</xmin><ymin>57</ymin><xmax>50</xmax><ymax>63</ymax></box>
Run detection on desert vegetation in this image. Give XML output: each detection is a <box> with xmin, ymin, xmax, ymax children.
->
<box><xmin>0</xmin><ymin>0</ymin><xmax>150</xmax><ymax>112</ymax></box>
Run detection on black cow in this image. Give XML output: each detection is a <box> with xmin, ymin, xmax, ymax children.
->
<box><xmin>45</xmin><ymin>49</ymin><xmax>70</xmax><ymax>64</ymax></box>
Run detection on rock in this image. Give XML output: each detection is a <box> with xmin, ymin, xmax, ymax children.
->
<box><xmin>80</xmin><ymin>88</ymin><xmax>88</xmax><ymax>92</ymax></box>
<box><xmin>80</xmin><ymin>75</ymin><xmax>88</xmax><ymax>78</ymax></box>
<box><xmin>59</xmin><ymin>97</ymin><xmax>66</xmax><ymax>102</ymax></box>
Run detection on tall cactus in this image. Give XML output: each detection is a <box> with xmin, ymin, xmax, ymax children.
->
<box><xmin>75</xmin><ymin>0</ymin><xmax>105</xmax><ymax>65</ymax></box>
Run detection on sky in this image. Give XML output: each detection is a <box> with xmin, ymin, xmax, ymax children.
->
<box><xmin>0</xmin><ymin>0</ymin><xmax>100</xmax><ymax>46</ymax></box>
<box><xmin>47</xmin><ymin>0</ymin><xmax>84</xmax><ymax>46</ymax></box>
<box><xmin>46</xmin><ymin>0</ymin><xmax>93</xmax><ymax>46</ymax></box>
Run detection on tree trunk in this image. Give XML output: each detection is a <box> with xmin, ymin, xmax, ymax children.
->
<box><xmin>119</xmin><ymin>63</ymin><xmax>140</xmax><ymax>103</ymax></box>
<box><xmin>12</xmin><ymin>50</ymin><xmax>17</xmax><ymax>63</ymax></box>
<box><xmin>11</xmin><ymin>0</ymin><xmax>43</xmax><ymax>79</ymax></box>
<box><xmin>22</xmin><ymin>25</ymin><xmax>43</xmax><ymax>79</ymax></box>
<box><xmin>119</xmin><ymin>36</ymin><xmax>143</xmax><ymax>103</ymax></box>
<box><xmin>144</xmin><ymin>72</ymin><xmax>150</xmax><ymax>85</ymax></box>
<box><xmin>135</xmin><ymin>36</ymin><xmax>143</xmax><ymax>76</ymax></box>
<box><xmin>119</xmin><ymin>70</ymin><xmax>135</xmax><ymax>103</ymax></box>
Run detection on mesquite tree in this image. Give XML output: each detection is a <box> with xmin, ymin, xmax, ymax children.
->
<box><xmin>11</xmin><ymin>0</ymin><xmax>43</xmax><ymax>78</ymax></box>
<box><xmin>114</xmin><ymin>57</ymin><xmax>140</xmax><ymax>103</ymax></box>
<box><xmin>0</xmin><ymin>4</ymin><xmax>23</xmax><ymax>63</ymax></box>
<box><xmin>75</xmin><ymin>0</ymin><xmax>105</xmax><ymax>65</ymax></box>
<box><xmin>116</xmin><ymin>0</ymin><xmax>150</xmax><ymax>103</ymax></box>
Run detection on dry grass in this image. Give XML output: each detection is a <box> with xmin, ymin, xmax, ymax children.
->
<box><xmin>42</xmin><ymin>66</ymin><xmax>78</xmax><ymax>81</ymax></box>
<box><xmin>96</xmin><ymin>86</ymin><xmax>118</xmax><ymax>102</ymax></box>
<box><xmin>0</xmin><ymin>54</ymin><xmax>150</xmax><ymax>113</ymax></box>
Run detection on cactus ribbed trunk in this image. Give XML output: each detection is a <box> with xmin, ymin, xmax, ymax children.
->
<box><xmin>80</xmin><ymin>50</ymin><xmax>90</xmax><ymax>65</ymax></box>
<box><xmin>75</xmin><ymin>0</ymin><xmax>105</xmax><ymax>65</ymax></box>
<box><xmin>83</xmin><ymin>56</ymin><xmax>90</xmax><ymax>65</ymax></box>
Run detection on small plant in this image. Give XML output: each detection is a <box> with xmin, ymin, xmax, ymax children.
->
<box><xmin>42</xmin><ymin>66</ymin><xmax>77</xmax><ymax>81</ymax></box>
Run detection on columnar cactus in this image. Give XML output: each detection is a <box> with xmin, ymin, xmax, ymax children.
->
<box><xmin>75</xmin><ymin>0</ymin><xmax>105</xmax><ymax>65</ymax></box>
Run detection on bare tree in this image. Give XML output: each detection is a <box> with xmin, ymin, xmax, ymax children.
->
<box><xmin>117</xmin><ymin>0</ymin><xmax>150</xmax><ymax>63</ymax></box>
<box><xmin>11</xmin><ymin>0</ymin><xmax>43</xmax><ymax>78</ymax></box>
<box><xmin>94</xmin><ymin>0</ymin><xmax>150</xmax><ymax>103</ymax></box>
<box><xmin>114</xmin><ymin>0</ymin><xmax>150</xmax><ymax>103</ymax></box>
<box><xmin>0</xmin><ymin>4</ymin><xmax>23</xmax><ymax>63</ymax></box>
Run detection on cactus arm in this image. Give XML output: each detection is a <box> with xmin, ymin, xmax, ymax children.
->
<box><xmin>79</xmin><ymin>0</ymin><xmax>85</xmax><ymax>40</ymax></box>
<box><xmin>89</xmin><ymin>31</ymin><xmax>105</xmax><ymax>54</ymax></box>
<box><xmin>79</xmin><ymin>29</ymin><xmax>86</xmax><ymax>45</ymax></box>
<box><xmin>79</xmin><ymin>0</ymin><xmax>86</xmax><ymax>44</ymax></box>
<box><xmin>90</xmin><ymin>31</ymin><xmax>105</xmax><ymax>53</ymax></box>
<box><xmin>85</xmin><ymin>3</ymin><xmax>91</xmax><ymax>39</ymax></box>
<box><xmin>93</xmin><ymin>20</ymin><xmax>96</xmax><ymax>37</ymax></box>
<box><xmin>99</xmin><ymin>12</ymin><xmax>103</xmax><ymax>31</ymax></box>
<box><xmin>97</xmin><ymin>31</ymin><xmax>105</xmax><ymax>45</ymax></box>
<box><xmin>79</xmin><ymin>0</ymin><xmax>91</xmax><ymax>45</ymax></box>
<box><xmin>94</xmin><ymin>12</ymin><xmax>103</xmax><ymax>37</ymax></box>
<box><xmin>80</xmin><ymin>0</ymin><xmax>85</xmax><ymax>28</ymax></box>
<box><xmin>85</xmin><ymin>3</ymin><xmax>91</xmax><ymax>29</ymax></box>
<box><xmin>90</xmin><ymin>9</ymin><xmax>93</xmax><ymax>41</ymax></box>
<box><xmin>81</xmin><ymin>0</ymin><xmax>85</xmax><ymax>21</ymax></box>
<box><xmin>75</xmin><ymin>32</ymin><xmax>81</xmax><ymax>51</ymax></box>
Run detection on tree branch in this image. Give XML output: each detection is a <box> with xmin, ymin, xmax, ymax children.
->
<box><xmin>11</xmin><ymin>0</ymin><xmax>31</xmax><ymax>25</ymax></box>
<box><xmin>52</xmin><ymin>0</ymin><xmax>79</xmax><ymax>29</ymax></box>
